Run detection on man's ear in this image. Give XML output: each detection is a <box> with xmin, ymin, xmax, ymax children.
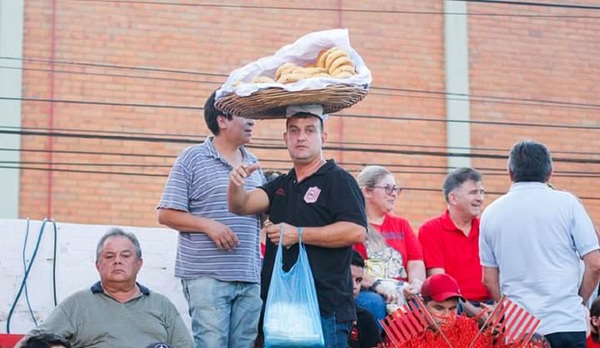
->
<box><xmin>447</xmin><ymin>191</ymin><xmax>457</xmax><ymax>205</ymax></box>
<box><xmin>321</xmin><ymin>131</ymin><xmax>328</xmax><ymax>145</ymax></box>
<box><xmin>216</xmin><ymin>115</ymin><xmax>228</xmax><ymax>130</ymax></box>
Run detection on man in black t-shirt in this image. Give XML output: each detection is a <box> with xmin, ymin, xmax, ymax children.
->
<box><xmin>228</xmin><ymin>105</ymin><xmax>368</xmax><ymax>348</ymax></box>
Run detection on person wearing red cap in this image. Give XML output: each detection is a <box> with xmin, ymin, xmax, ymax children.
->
<box><xmin>421</xmin><ymin>273</ymin><xmax>465</xmax><ymax>325</ymax></box>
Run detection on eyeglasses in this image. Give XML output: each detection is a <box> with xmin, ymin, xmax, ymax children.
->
<box><xmin>372</xmin><ymin>185</ymin><xmax>403</xmax><ymax>195</ymax></box>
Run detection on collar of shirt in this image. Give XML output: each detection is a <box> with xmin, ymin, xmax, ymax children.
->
<box><xmin>90</xmin><ymin>281</ymin><xmax>150</xmax><ymax>296</ymax></box>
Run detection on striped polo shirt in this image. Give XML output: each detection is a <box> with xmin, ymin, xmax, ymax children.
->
<box><xmin>157</xmin><ymin>137</ymin><xmax>264</xmax><ymax>282</ymax></box>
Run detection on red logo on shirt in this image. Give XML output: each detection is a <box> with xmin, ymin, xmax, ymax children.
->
<box><xmin>275</xmin><ymin>188</ymin><xmax>285</xmax><ymax>196</ymax></box>
<box><xmin>304</xmin><ymin>186</ymin><xmax>321</xmax><ymax>203</ymax></box>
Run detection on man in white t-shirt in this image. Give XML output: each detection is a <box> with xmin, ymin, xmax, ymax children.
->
<box><xmin>480</xmin><ymin>139</ymin><xmax>600</xmax><ymax>348</ymax></box>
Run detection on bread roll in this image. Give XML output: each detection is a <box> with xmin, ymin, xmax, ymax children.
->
<box><xmin>251</xmin><ymin>76</ymin><xmax>276</xmax><ymax>83</ymax></box>
<box><xmin>296</xmin><ymin>67</ymin><xmax>327</xmax><ymax>76</ymax></box>
<box><xmin>331</xmin><ymin>65</ymin><xmax>355</xmax><ymax>77</ymax></box>
<box><xmin>325</xmin><ymin>50</ymin><xmax>350</xmax><ymax>71</ymax></box>
<box><xmin>277</xmin><ymin>73</ymin><xmax>310</xmax><ymax>84</ymax></box>
<box><xmin>317</xmin><ymin>48</ymin><xmax>336</xmax><ymax>68</ymax></box>
<box><xmin>275</xmin><ymin>62</ymin><xmax>299</xmax><ymax>81</ymax></box>
<box><xmin>333</xmin><ymin>71</ymin><xmax>354</xmax><ymax>79</ymax></box>
<box><xmin>328</xmin><ymin>57</ymin><xmax>354</xmax><ymax>74</ymax></box>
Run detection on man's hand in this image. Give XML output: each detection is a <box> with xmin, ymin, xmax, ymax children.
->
<box><xmin>403</xmin><ymin>279</ymin><xmax>423</xmax><ymax>299</ymax></box>
<box><xmin>230</xmin><ymin>162</ymin><xmax>261</xmax><ymax>187</ymax></box>
<box><xmin>263</xmin><ymin>222</ymin><xmax>298</xmax><ymax>248</ymax></box>
<box><xmin>204</xmin><ymin>220</ymin><xmax>239</xmax><ymax>251</ymax></box>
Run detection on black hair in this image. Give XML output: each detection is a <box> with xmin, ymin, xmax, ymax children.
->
<box><xmin>21</xmin><ymin>333</ymin><xmax>71</xmax><ymax>348</ymax></box>
<box><xmin>204</xmin><ymin>90</ymin><xmax>232</xmax><ymax>136</ymax></box>
<box><xmin>508</xmin><ymin>140</ymin><xmax>553</xmax><ymax>183</ymax></box>
<box><xmin>442</xmin><ymin>167</ymin><xmax>482</xmax><ymax>203</ymax></box>
<box><xmin>351</xmin><ymin>249</ymin><xmax>365</xmax><ymax>268</ymax></box>
<box><xmin>285</xmin><ymin>113</ymin><xmax>323</xmax><ymax>132</ymax></box>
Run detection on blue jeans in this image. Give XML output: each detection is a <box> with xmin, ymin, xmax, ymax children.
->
<box><xmin>182</xmin><ymin>277</ymin><xmax>262</xmax><ymax>348</ymax></box>
<box><xmin>320</xmin><ymin>314</ymin><xmax>351</xmax><ymax>348</ymax></box>
<box><xmin>544</xmin><ymin>331</ymin><xmax>586</xmax><ymax>348</ymax></box>
<box><xmin>355</xmin><ymin>290</ymin><xmax>386</xmax><ymax>332</ymax></box>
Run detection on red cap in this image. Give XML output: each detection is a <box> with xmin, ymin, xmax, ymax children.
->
<box><xmin>421</xmin><ymin>274</ymin><xmax>464</xmax><ymax>302</ymax></box>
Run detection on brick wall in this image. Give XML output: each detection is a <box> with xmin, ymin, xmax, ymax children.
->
<box><xmin>18</xmin><ymin>0</ymin><xmax>600</xmax><ymax>230</ymax></box>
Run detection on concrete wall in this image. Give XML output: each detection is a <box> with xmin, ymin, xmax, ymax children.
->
<box><xmin>0</xmin><ymin>219</ymin><xmax>190</xmax><ymax>334</ymax></box>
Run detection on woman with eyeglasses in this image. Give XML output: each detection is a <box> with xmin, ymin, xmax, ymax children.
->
<box><xmin>354</xmin><ymin>165</ymin><xmax>426</xmax><ymax>330</ymax></box>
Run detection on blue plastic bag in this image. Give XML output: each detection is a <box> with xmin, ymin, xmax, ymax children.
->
<box><xmin>263</xmin><ymin>227</ymin><xmax>324</xmax><ymax>347</ymax></box>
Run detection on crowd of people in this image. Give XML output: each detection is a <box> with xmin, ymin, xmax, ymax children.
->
<box><xmin>17</xmin><ymin>92</ymin><xmax>600</xmax><ymax>348</ymax></box>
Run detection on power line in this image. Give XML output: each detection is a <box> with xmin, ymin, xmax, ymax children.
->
<box><xmin>3</xmin><ymin>165</ymin><xmax>600</xmax><ymax>201</ymax></box>
<box><xmin>3</xmin><ymin>147</ymin><xmax>600</xmax><ymax>176</ymax></box>
<box><xmin>77</xmin><ymin>0</ymin><xmax>600</xmax><ymax>17</ymax></box>
<box><xmin>5</xmin><ymin>125</ymin><xmax>600</xmax><ymax>156</ymax></box>
<box><xmin>0</xmin><ymin>96</ymin><xmax>201</xmax><ymax>111</ymax></box>
<box><xmin>0</xmin><ymin>65</ymin><xmax>222</xmax><ymax>86</ymax></box>
<box><xmin>0</xmin><ymin>56</ymin><xmax>228</xmax><ymax>78</ymax></box>
<box><xmin>5</xmin><ymin>160</ymin><xmax>600</xmax><ymax>178</ymax></box>
<box><xmin>3</xmin><ymin>57</ymin><xmax>599</xmax><ymax>111</ymax></box>
<box><xmin>3</xmin><ymin>128</ymin><xmax>600</xmax><ymax>164</ymax></box>
<box><xmin>2</xmin><ymin>96</ymin><xmax>600</xmax><ymax>130</ymax></box>
<box><xmin>454</xmin><ymin>0</ymin><xmax>600</xmax><ymax>10</ymax></box>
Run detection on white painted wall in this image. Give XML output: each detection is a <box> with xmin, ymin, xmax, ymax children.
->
<box><xmin>0</xmin><ymin>219</ymin><xmax>190</xmax><ymax>334</ymax></box>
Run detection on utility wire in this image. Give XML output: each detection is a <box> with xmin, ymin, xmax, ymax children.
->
<box><xmin>5</xmin><ymin>160</ymin><xmax>600</xmax><ymax>178</ymax></box>
<box><xmin>453</xmin><ymin>0</ymin><xmax>600</xmax><ymax>10</ymax></box>
<box><xmin>3</xmin><ymin>128</ymin><xmax>600</xmax><ymax>164</ymax></box>
<box><xmin>0</xmin><ymin>56</ymin><xmax>228</xmax><ymax>78</ymax></box>
<box><xmin>3</xmin><ymin>56</ymin><xmax>599</xmax><ymax>111</ymax></box>
<box><xmin>77</xmin><ymin>0</ymin><xmax>600</xmax><ymax>16</ymax></box>
<box><xmin>0</xmin><ymin>65</ymin><xmax>222</xmax><ymax>86</ymax></box>
<box><xmin>2</xmin><ymin>97</ymin><xmax>599</xmax><ymax>130</ymax></box>
<box><xmin>4</xmin><ymin>126</ymin><xmax>600</xmax><ymax>156</ymax></box>
<box><xmin>3</xmin><ymin>165</ymin><xmax>600</xmax><ymax>201</ymax></box>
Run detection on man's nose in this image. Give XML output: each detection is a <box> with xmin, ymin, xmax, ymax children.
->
<box><xmin>246</xmin><ymin>118</ymin><xmax>255</xmax><ymax>126</ymax></box>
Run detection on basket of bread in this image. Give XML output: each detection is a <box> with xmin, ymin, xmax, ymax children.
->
<box><xmin>215</xmin><ymin>29</ymin><xmax>371</xmax><ymax>119</ymax></box>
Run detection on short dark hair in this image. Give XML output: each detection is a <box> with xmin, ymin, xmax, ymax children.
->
<box><xmin>204</xmin><ymin>90</ymin><xmax>232</xmax><ymax>136</ymax></box>
<box><xmin>508</xmin><ymin>140</ymin><xmax>552</xmax><ymax>183</ymax></box>
<box><xmin>21</xmin><ymin>333</ymin><xmax>71</xmax><ymax>348</ymax></box>
<box><xmin>442</xmin><ymin>167</ymin><xmax>482</xmax><ymax>203</ymax></box>
<box><xmin>351</xmin><ymin>250</ymin><xmax>365</xmax><ymax>268</ymax></box>
<box><xmin>285</xmin><ymin>113</ymin><xmax>323</xmax><ymax>132</ymax></box>
<box><xmin>96</xmin><ymin>227</ymin><xmax>142</xmax><ymax>261</ymax></box>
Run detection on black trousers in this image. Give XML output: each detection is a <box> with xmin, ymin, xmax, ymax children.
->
<box><xmin>544</xmin><ymin>331</ymin><xmax>586</xmax><ymax>348</ymax></box>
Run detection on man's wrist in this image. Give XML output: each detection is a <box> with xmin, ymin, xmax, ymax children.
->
<box><xmin>371</xmin><ymin>279</ymin><xmax>382</xmax><ymax>291</ymax></box>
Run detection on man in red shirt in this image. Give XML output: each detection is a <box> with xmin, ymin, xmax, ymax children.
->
<box><xmin>418</xmin><ymin>167</ymin><xmax>491</xmax><ymax>316</ymax></box>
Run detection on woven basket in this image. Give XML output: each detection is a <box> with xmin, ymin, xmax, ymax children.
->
<box><xmin>215</xmin><ymin>84</ymin><xmax>368</xmax><ymax>119</ymax></box>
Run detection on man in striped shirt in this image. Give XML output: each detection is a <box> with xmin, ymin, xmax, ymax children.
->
<box><xmin>157</xmin><ymin>91</ymin><xmax>264</xmax><ymax>348</ymax></box>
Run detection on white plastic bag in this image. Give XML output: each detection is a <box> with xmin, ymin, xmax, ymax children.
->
<box><xmin>216</xmin><ymin>28</ymin><xmax>372</xmax><ymax>100</ymax></box>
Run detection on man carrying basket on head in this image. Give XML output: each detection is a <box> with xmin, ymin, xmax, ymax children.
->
<box><xmin>228</xmin><ymin>104</ymin><xmax>368</xmax><ymax>348</ymax></box>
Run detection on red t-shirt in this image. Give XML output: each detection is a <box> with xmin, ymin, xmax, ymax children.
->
<box><xmin>588</xmin><ymin>335</ymin><xmax>600</xmax><ymax>348</ymax></box>
<box><xmin>355</xmin><ymin>213</ymin><xmax>423</xmax><ymax>281</ymax></box>
<box><xmin>418</xmin><ymin>210</ymin><xmax>491</xmax><ymax>302</ymax></box>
